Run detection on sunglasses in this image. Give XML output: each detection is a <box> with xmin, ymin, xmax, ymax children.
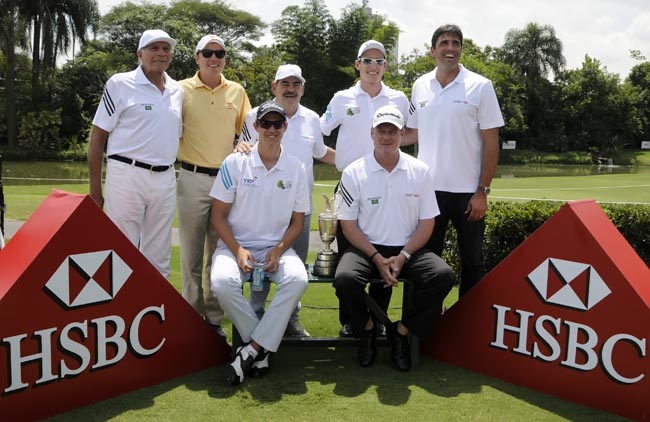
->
<box><xmin>358</xmin><ymin>57</ymin><xmax>386</xmax><ymax>65</ymax></box>
<box><xmin>200</xmin><ymin>49</ymin><xmax>226</xmax><ymax>59</ymax></box>
<box><xmin>257</xmin><ymin>119</ymin><xmax>285</xmax><ymax>129</ymax></box>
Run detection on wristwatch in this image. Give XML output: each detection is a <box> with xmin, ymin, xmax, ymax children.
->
<box><xmin>400</xmin><ymin>249</ymin><xmax>411</xmax><ymax>262</ymax></box>
<box><xmin>477</xmin><ymin>185</ymin><xmax>491</xmax><ymax>195</ymax></box>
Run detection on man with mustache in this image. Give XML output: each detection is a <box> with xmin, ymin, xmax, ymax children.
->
<box><xmin>176</xmin><ymin>34</ymin><xmax>251</xmax><ymax>337</ymax></box>
<box><xmin>88</xmin><ymin>29</ymin><xmax>183</xmax><ymax>279</ymax></box>
<box><xmin>238</xmin><ymin>64</ymin><xmax>335</xmax><ymax>337</ymax></box>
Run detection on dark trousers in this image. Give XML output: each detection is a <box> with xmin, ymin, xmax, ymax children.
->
<box><xmin>334</xmin><ymin>182</ymin><xmax>392</xmax><ymax>325</ymax></box>
<box><xmin>333</xmin><ymin>245</ymin><xmax>454</xmax><ymax>339</ymax></box>
<box><xmin>428</xmin><ymin>191</ymin><xmax>486</xmax><ymax>297</ymax></box>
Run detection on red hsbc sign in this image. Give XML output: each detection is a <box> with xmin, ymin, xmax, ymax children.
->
<box><xmin>424</xmin><ymin>200</ymin><xmax>650</xmax><ymax>420</ymax></box>
<box><xmin>0</xmin><ymin>190</ymin><xmax>231</xmax><ymax>419</ymax></box>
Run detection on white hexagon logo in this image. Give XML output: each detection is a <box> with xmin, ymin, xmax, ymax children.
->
<box><xmin>527</xmin><ymin>257</ymin><xmax>611</xmax><ymax>311</ymax></box>
<box><xmin>44</xmin><ymin>250</ymin><xmax>132</xmax><ymax>308</ymax></box>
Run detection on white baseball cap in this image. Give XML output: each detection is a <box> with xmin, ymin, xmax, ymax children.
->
<box><xmin>195</xmin><ymin>34</ymin><xmax>226</xmax><ymax>52</ymax></box>
<box><xmin>358</xmin><ymin>40</ymin><xmax>386</xmax><ymax>58</ymax></box>
<box><xmin>274</xmin><ymin>64</ymin><xmax>306</xmax><ymax>83</ymax></box>
<box><xmin>372</xmin><ymin>105</ymin><xmax>404</xmax><ymax>129</ymax></box>
<box><xmin>138</xmin><ymin>29</ymin><xmax>176</xmax><ymax>51</ymax></box>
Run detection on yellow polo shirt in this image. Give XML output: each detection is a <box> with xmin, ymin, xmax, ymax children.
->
<box><xmin>178</xmin><ymin>72</ymin><xmax>251</xmax><ymax>167</ymax></box>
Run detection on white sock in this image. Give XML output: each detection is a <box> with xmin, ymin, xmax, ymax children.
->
<box><xmin>244</xmin><ymin>344</ymin><xmax>259</xmax><ymax>359</ymax></box>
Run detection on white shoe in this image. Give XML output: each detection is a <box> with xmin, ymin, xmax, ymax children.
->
<box><xmin>226</xmin><ymin>345</ymin><xmax>257</xmax><ymax>386</ymax></box>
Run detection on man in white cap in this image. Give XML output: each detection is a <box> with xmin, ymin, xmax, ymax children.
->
<box><xmin>88</xmin><ymin>29</ymin><xmax>183</xmax><ymax>279</ymax></box>
<box><xmin>210</xmin><ymin>101</ymin><xmax>309</xmax><ymax>385</ymax></box>
<box><xmin>321</xmin><ymin>39</ymin><xmax>410</xmax><ymax>337</ymax></box>
<box><xmin>238</xmin><ymin>64</ymin><xmax>335</xmax><ymax>337</ymax></box>
<box><xmin>334</xmin><ymin>105</ymin><xmax>454</xmax><ymax>372</ymax></box>
<box><xmin>176</xmin><ymin>34</ymin><xmax>251</xmax><ymax>337</ymax></box>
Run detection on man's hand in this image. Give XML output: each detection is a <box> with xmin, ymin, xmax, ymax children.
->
<box><xmin>373</xmin><ymin>253</ymin><xmax>399</xmax><ymax>287</ymax></box>
<box><xmin>465</xmin><ymin>192</ymin><xmax>487</xmax><ymax>221</ymax></box>
<box><xmin>234</xmin><ymin>141</ymin><xmax>253</xmax><ymax>154</ymax></box>
<box><xmin>264</xmin><ymin>246</ymin><xmax>282</xmax><ymax>273</ymax></box>
<box><xmin>236</xmin><ymin>247</ymin><xmax>255</xmax><ymax>273</ymax></box>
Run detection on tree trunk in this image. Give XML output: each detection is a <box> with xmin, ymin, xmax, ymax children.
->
<box><xmin>4</xmin><ymin>3</ymin><xmax>18</xmax><ymax>148</ymax></box>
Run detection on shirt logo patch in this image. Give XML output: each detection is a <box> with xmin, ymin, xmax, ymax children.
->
<box><xmin>143</xmin><ymin>104</ymin><xmax>153</xmax><ymax>110</ymax></box>
<box><xmin>243</xmin><ymin>177</ymin><xmax>258</xmax><ymax>186</ymax></box>
<box><xmin>404</xmin><ymin>193</ymin><xmax>419</xmax><ymax>198</ymax></box>
<box><xmin>277</xmin><ymin>180</ymin><xmax>292</xmax><ymax>190</ymax></box>
<box><xmin>368</xmin><ymin>197</ymin><xmax>380</xmax><ymax>205</ymax></box>
<box><xmin>419</xmin><ymin>101</ymin><xmax>428</xmax><ymax>108</ymax></box>
<box><xmin>346</xmin><ymin>106</ymin><xmax>361</xmax><ymax>116</ymax></box>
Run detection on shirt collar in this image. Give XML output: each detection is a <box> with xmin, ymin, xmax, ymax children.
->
<box><xmin>135</xmin><ymin>65</ymin><xmax>171</xmax><ymax>86</ymax></box>
<box><xmin>352</xmin><ymin>81</ymin><xmax>388</xmax><ymax>98</ymax></box>
<box><xmin>367</xmin><ymin>150</ymin><xmax>407</xmax><ymax>173</ymax></box>
<box><xmin>251</xmin><ymin>143</ymin><xmax>287</xmax><ymax>171</ymax></box>
<box><xmin>191</xmin><ymin>71</ymin><xmax>230</xmax><ymax>90</ymax></box>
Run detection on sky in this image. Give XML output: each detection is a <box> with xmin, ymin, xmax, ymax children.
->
<box><xmin>97</xmin><ymin>0</ymin><xmax>650</xmax><ymax>78</ymax></box>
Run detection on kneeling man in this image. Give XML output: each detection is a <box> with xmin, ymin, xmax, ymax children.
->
<box><xmin>210</xmin><ymin>101</ymin><xmax>309</xmax><ymax>385</ymax></box>
<box><xmin>334</xmin><ymin>106</ymin><xmax>454</xmax><ymax>372</ymax></box>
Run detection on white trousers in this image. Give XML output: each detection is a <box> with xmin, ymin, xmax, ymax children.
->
<box><xmin>104</xmin><ymin>159</ymin><xmax>176</xmax><ymax>278</ymax></box>
<box><xmin>211</xmin><ymin>246</ymin><xmax>308</xmax><ymax>352</ymax></box>
<box><xmin>177</xmin><ymin>169</ymin><xmax>224</xmax><ymax>324</ymax></box>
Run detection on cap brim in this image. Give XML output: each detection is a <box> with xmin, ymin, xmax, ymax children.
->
<box><xmin>143</xmin><ymin>37</ymin><xmax>177</xmax><ymax>49</ymax></box>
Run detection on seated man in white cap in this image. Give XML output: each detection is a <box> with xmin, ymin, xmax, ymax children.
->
<box><xmin>210</xmin><ymin>101</ymin><xmax>309</xmax><ymax>386</ymax></box>
<box><xmin>88</xmin><ymin>29</ymin><xmax>182</xmax><ymax>279</ymax></box>
<box><xmin>239</xmin><ymin>63</ymin><xmax>336</xmax><ymax>338</ymax></box>
<box><xmin>334</xmin><ymin>105</ymin><xmax>454</xmax><ymax>372</ymax></box>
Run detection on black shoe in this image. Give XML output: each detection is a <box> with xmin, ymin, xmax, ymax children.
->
<box><xmin>247</xmin><ymin>350</ymin><xmax>271</xmax><ymax>379</ymax></box>
<box><xmin>210</xmin><ymin>324</ymin><xmax>227</xmax><ymax>338</ymax></box>
<box><xmin>226</xmin><ymin>345</ymin><xmax>256</xmax><ymax>385</ymax></box>
<box><xmin>387</xmin><ymin>322</ymin><xmax>410</xmax><ymax>372</ymax></box>
<box><xmin>339</xmin><ymin>323</ymin><xmax>354</xmax><ymax>337</ymax></box>
<box><xmin>358</xmin><ymin>327</ymin><xmax>377</xmax><ymax>367</ymax></box>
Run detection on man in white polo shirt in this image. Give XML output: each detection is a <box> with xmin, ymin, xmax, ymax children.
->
<box><xmin>210</xmin><ymin>101</ymin><xmax>309</xmax><ymax>386</ymax></box>
<box><xmin>239</xmin><ymin>64</ymin><xmax>335</xmax><ymax>337</ymax></box>
<box><xmin>321</xmin><ymin>39</ymin><xmax>410</xmax><ymax>337</ymax></box>
<box><xmin>88</xmin><ymin>29</ymin><xmax>183</xmax><ymax>279</ymax></box>
<box><xmin>177</xmin><ymin>34</ymin><xmax>251</xmax><ymax>337</ymax></box>
<box><xmin>334</xmin><ymin>106</ymin><xmax>454</xmax><ymax>372</ymax></box>
<box><xmin>403</xmin><ymin>24</ymin><xmax>504</xmax><ymax>297</ymax></box>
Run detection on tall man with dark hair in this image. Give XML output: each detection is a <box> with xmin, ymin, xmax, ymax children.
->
<box><xmin>403</xmin><ymin>24</ymin><xmax>504</xmax><ymax>296</ymax></box>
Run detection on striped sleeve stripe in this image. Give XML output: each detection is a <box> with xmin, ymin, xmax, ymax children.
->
<box><xmin>241</xmin><ymin>122</ymin><xmax>251</xmax><ymax>142</ymax></box>
<box><xmin>338</xmin><ymin>182</ymin><xmax>353</xmax><ymax>207</ymax></box>
<box><xmin>408</xmin><ymin>102</ymin><xmax>416</xmax><ymax>115</ymax></box>
<box><xmin>220</xmin><ymin>162</ymin><xmax>233</xmax><ymax>190</ymax></box>
<box><xmin>102</xmin><ymin>86</ymin><xmax>115</xmax><ymax>116</ymax></box>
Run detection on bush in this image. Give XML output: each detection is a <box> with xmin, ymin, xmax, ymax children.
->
<box><xmin>439</xmin><ymin>201</ymin><xmax>650</xmax><ymax>278</ymax></box>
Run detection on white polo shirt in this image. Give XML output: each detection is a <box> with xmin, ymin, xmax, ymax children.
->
<box><xmin>240</xmin><ymin>104</ymin><xmax>327</xmax><ymax>197</ymax></box>
<box><xmin>210</xmin><ymin>144</ymin><xmax>310</xmax><ymax>250</ymax></box>
<box><xmin>407</xmin><ymin>65</ymin><xmax>504</xmax><ymax>192</ymax></box>
<box><xmin>336</xmin><ymin>151</ymin><xmax>439</xmax><ymax>246</ymax></box>
<box><xmin>93</xmin><ymin>66</ymin><xmax>183</xmax><ymax>166</ymax></box>
<box><xmin>321</xmin><ymin>82</ymin><xmax>409</xmax><ymax>171</ymax></box>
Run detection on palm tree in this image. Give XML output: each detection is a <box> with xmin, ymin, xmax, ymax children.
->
<box><xmin>21</xmin><ymin>0</ymin><xmax>99</xmax><ymax>86</ymax></box>
<box><xmin>0</xmin><ymin>0</ymin><xmax>30</xmax><ymax>148</ymax></box>
<box><xmin>499</xmin><ymin>22</ymin><xmax>566</xmax><ymax>81</ymax></box>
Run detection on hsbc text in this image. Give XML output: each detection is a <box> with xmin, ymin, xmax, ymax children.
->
<box><xmin>490</xmin><ymin>304</ymin><xmax>646</xmax><ymax>384</ymax></box>
<box><xmin>2</xmin><ymin>305</ymin><xmax>166</xmax><ymax>394</ymax></box>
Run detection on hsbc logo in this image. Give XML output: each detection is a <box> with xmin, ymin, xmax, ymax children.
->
<box><xmin>44</xmin><ymin>250</ymin><xmax>132</xmax><ymax>308</ymax></box>
<box><xmin>490</xmin><ymin>257</ymin><xmax>646</xmax><ymax>385</ymax></box>
<box><xmin>2</xmin><ymin>250</ymin><xmax>165</xmax><ymax>394</ymax></box>
<box><xmin>527</xmin><ymin>258</ymin><xmax>611</xmax><ymax>311</ymax></box>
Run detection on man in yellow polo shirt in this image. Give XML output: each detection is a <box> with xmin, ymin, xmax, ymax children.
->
<box><xmin>178</xmin><ymin>34</ymin><xmax>251</xmax><ymax>336</ymax></box>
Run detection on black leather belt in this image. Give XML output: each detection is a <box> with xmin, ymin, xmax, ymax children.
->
<box><xmin>108</xmin><ymin>154</ymin><xmax>171</xmax><ymax>172</ymax></box>
<box><xmin>180</xmin><ymin>161</ymin><xmax>219</xmax><ymax>176</ymax></box>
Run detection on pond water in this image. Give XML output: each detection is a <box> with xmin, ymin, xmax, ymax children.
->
<box><xmin>1</xmin><ymin>160</ymin><xmax>649</xmax><ymax>186</ymax></box>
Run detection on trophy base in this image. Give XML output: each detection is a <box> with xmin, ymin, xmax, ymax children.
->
<box><xmin>313</xmin><ymin>251</ymin><xmax>339</xmax><ymax>277</ymax></box>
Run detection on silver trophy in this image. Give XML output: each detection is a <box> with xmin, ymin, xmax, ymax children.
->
<box><xmin>313</xmin><ymin>194</ymin><xmax>339</xmax><ymax>276</ymax></box>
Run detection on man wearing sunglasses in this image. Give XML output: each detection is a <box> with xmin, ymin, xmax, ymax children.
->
<box><xmin>177</xmin><ymin>34</ymin><xmax>251</xmax><ymax>338</ymax></box>
<box><xmin>210</xmin><ymin>101</ymin><xmax>310</xmax><ymax>385</ymax></box>
<box><xmin>238</xmin><ymin>64</ymin><xmax>335</xmax><ymax>338</ymax></box>
<box><xmin>321</xmin><ymin>40</ymin><xmax>410</xmax><ymax>338</ymax></box>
